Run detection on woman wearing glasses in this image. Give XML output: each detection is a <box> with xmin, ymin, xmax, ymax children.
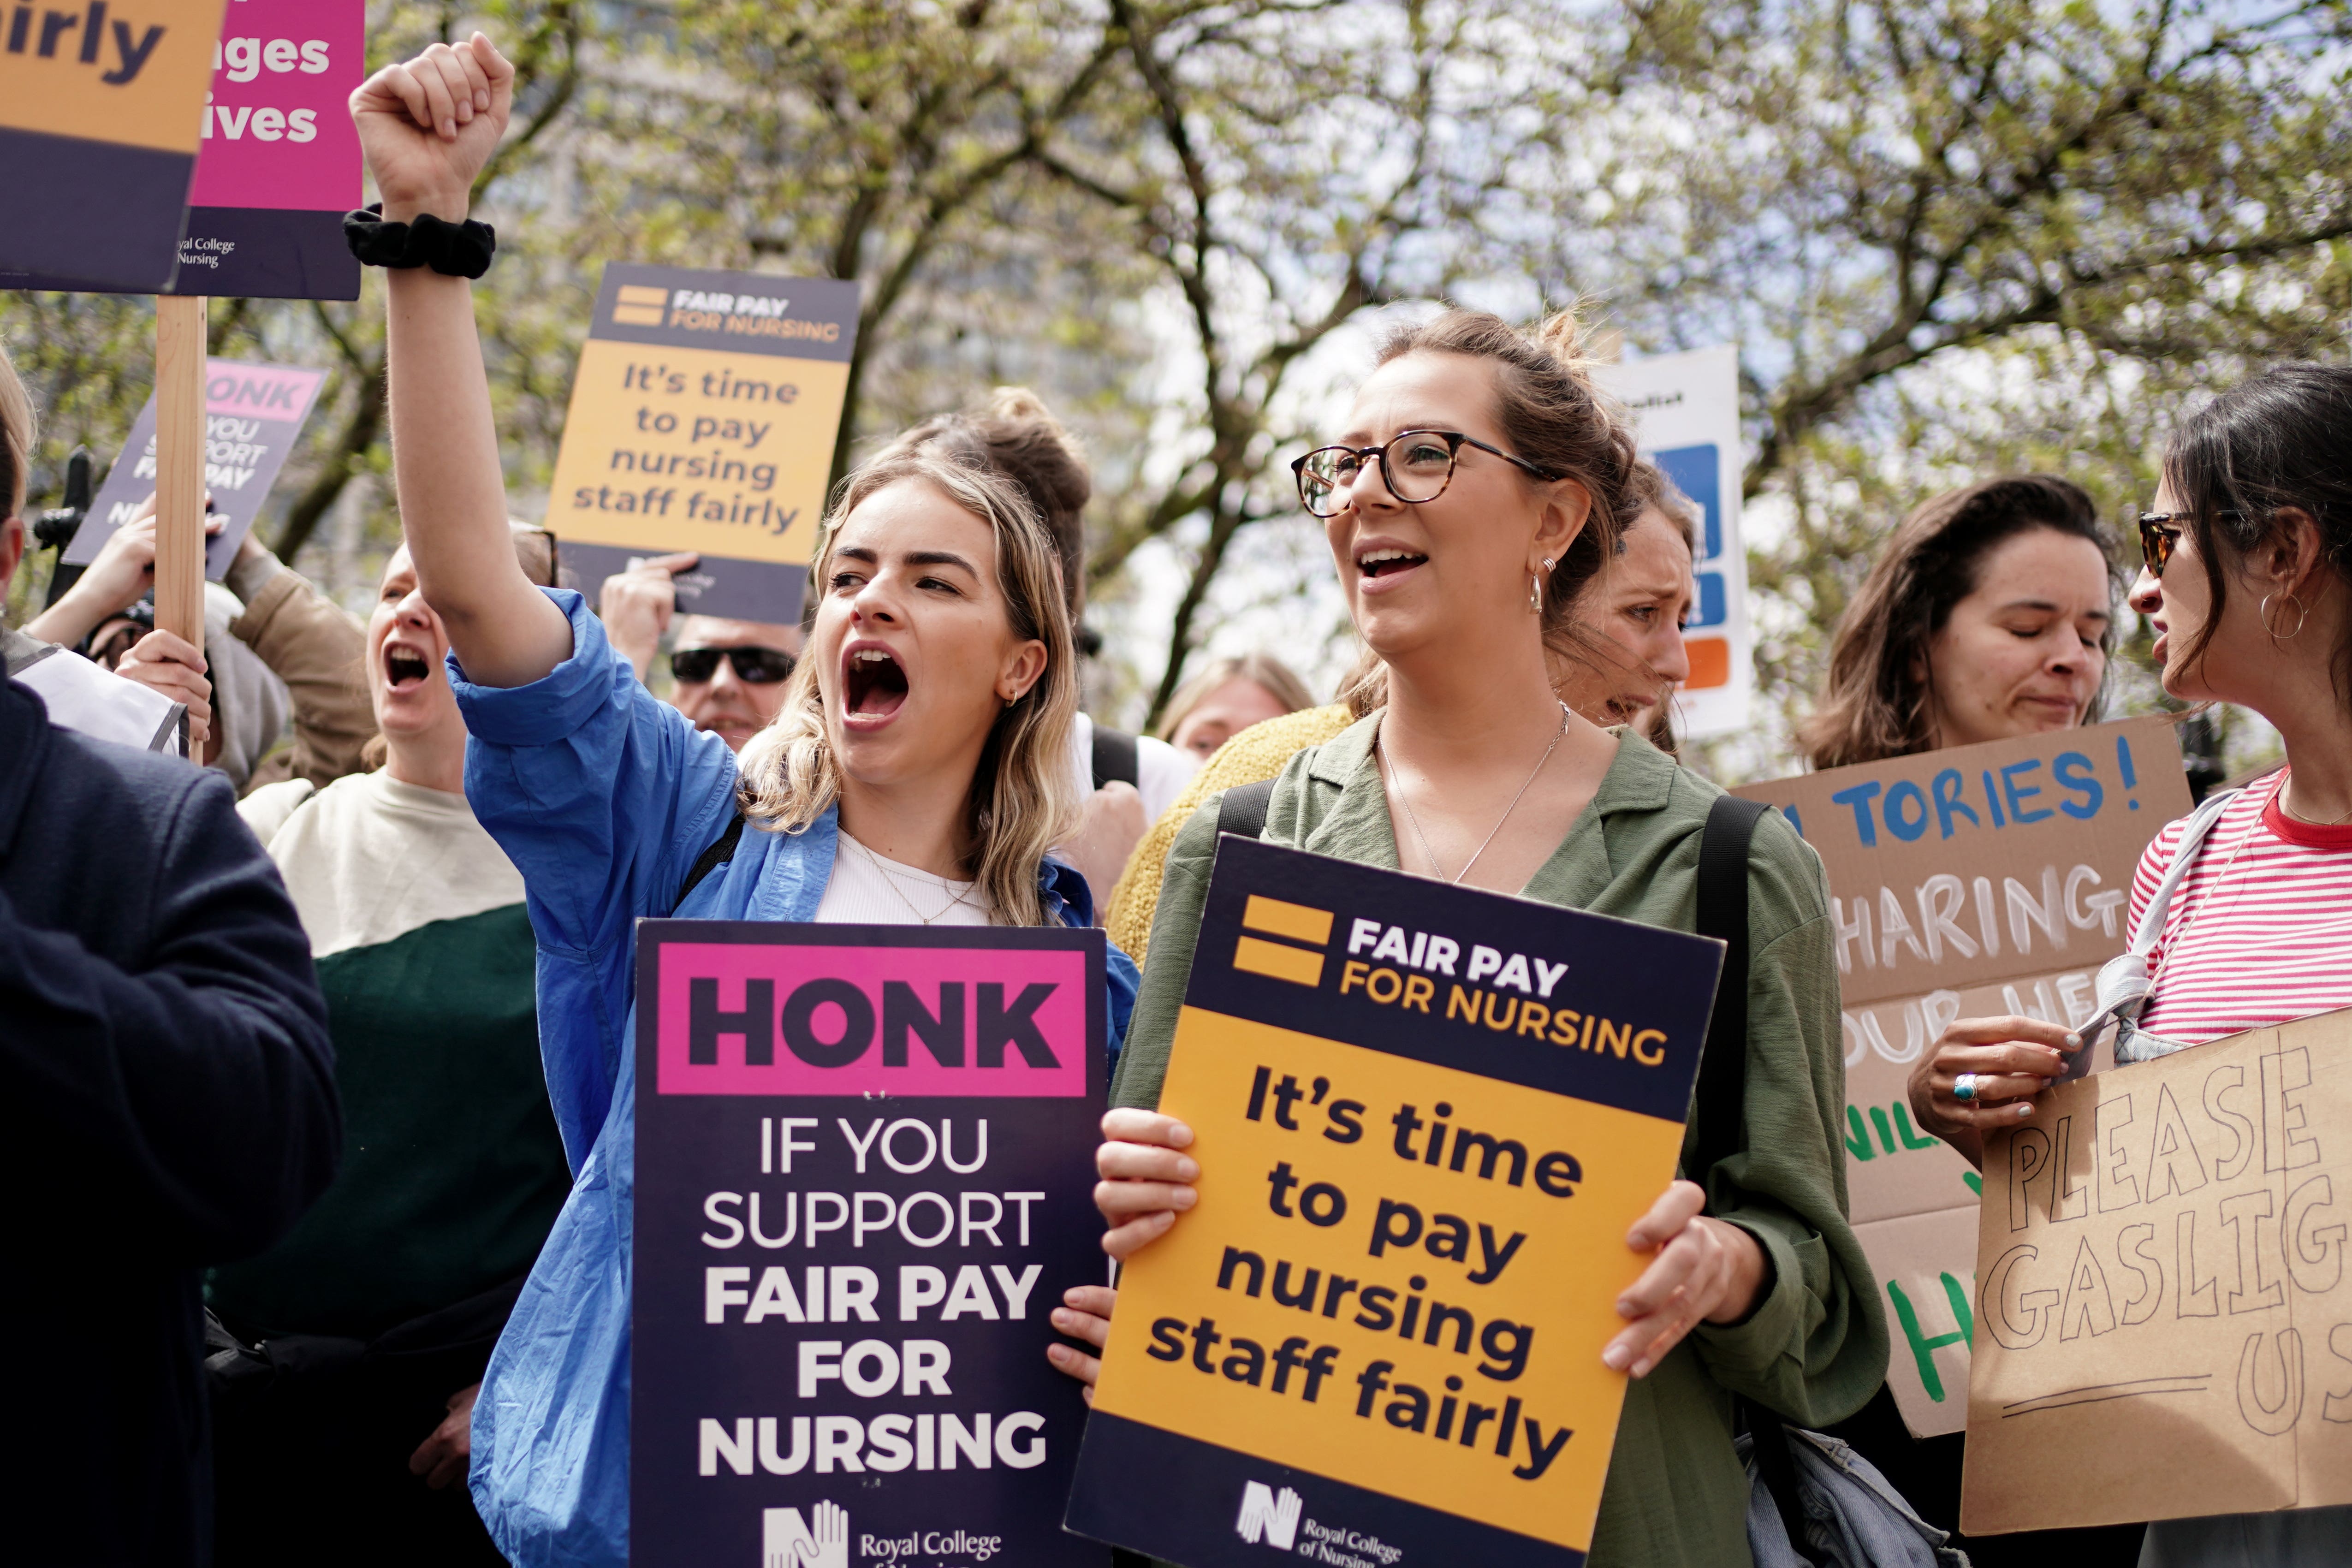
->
<box><xmin>1910</xmin><ymin>365</ymin><xmax>2352</xmax><ymax>1565</ymax></box>
<box><xmin>350</xmin><ymin>38</ymin><xmax>1137</xmax><ymax>1568</ymax></box>
<box><xmin>1055</xmin><ymin>307</ymin><xmax>1886</xmax><ymax>1566</ymax></box>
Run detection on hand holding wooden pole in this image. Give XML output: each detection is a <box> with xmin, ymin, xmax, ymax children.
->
<box><xmin>152</xmin><ymin>295</ymin><xmax>208</xmax><ymax>648</ymax></box>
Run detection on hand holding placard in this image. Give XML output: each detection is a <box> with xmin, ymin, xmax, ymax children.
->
<box><xmin>1962</xmin><ymin>1007</ymin><xmax>2352</xmax><ymax>1535</ymax></box>
<box><xmin>1066</xmin><ymin>837</ymin><xmax>1725</xmax><ymax>1567</ymax></box>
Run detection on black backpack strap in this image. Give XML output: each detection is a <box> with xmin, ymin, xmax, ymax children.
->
<box><xmin>1091</xmin><ymin>725</ymin><xmax>1140</xmax><ymax>791</ymax></box>
<box><xmin>676</xmin><ymin>812</ymin><xmax>746</xmax><ymax>909</ymax></box>
<box><xmin>1693</xmin><ymin>794</ymin><xmax>1769</xmax><ymax>1169</ymax></box>
<box><xmin>1217</xmin><ymin>778</ymin><xmax>1276</xmax><ymax>840</ymax></box>
<box><xmin>1691</xmin><ymin>793</ymin><xmax>1819</xmax><ymax>1565</ymax></box>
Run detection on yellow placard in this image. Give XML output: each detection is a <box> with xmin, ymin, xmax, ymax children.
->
<box><xmin>1091</xmin><ymin>1006</ymin><xmax>1686</xmax><ymax>1553</ymax></box>
<box><xmin>546</xmin><ymin>338</ymin><xmax>844</xmax><ymax>565</ymax></box>
<box><xmin>0</xmin><ymin>0</ymin><xmax>225</xmax><ymax>152</ymax></box>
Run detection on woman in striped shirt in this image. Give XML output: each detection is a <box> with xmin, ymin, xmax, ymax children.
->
<box><xmin>1910</xmin><ymin>363</ymin><xmax>2352</xmax><ymax>1566</ymax></box>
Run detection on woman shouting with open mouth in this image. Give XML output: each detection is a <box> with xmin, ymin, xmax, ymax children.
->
<box><xmin>351</xmin><ymin>35</ymin><xmax>1136</xmax><ymax>1568</ymax></box>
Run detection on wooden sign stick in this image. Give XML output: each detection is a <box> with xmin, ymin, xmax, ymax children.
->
<box><xmin>151</xmin><ymin>294</ymin><xmax>209</xmax><ymax>654</ymax></box>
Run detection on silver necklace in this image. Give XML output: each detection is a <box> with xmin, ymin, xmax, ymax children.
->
<box><xmin>846</xmin><ymin>835</ymin><xmax>980</xmax><ymax>925</ymax></box>
<box><xmin>1385</xmin><ymin>701</ymin><xmax>1571</xmax><ymax>885</ymax></box>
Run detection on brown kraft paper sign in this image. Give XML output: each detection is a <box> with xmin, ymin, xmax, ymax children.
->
<box><xmin>1738</xmin><ymin>716</ymin><xmax>2192</xmax><ymax>1434</ymax></box>
<box><xmin>1961</xmin><ymin>1007</ymin><xmax>2352</xmax><ymax>1533</ymax></box>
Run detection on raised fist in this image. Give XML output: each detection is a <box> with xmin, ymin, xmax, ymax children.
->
<box><xmin>349</xmin><ymin>33</ymin><xmax>516</xmax><ymax>222</ymax></box>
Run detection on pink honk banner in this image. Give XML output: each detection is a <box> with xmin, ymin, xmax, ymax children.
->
<box><xmin>653</xmin><ymin>941</ymin><xmax>1092</xmax><ymax>1099</ymax></box>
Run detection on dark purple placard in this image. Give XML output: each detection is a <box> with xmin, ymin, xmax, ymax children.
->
<box><xmin>631</xmin><ymin>920</ymin><xmax>1112</xmax><ymax>1568</ymax></box>
<box><xmin>62</xmin><ymin>358</ymin><xmax>326</xmax><ymax>581</ymax></box>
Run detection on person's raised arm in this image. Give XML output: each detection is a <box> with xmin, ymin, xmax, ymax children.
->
<box><xmin>352</xmin><ymin>34</ymin><xmax>570</xmax><ymax>688</ymax></box>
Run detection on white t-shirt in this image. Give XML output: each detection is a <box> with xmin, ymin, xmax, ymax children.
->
<box><xmin>1068</xmin><ymin>712</ymin><xmax>1197</xmax><ymax>821</ymax></box>
<box><xmin>813</xmin><ymin>832</ymin><xmax>995</xmax><ymax>927</ymax></box>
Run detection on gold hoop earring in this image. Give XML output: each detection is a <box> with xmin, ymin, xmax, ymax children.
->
<box><xmin>2262</xmin><ymin>591</ymin><xmax>2309</xmax><ymax>640</ymax></box>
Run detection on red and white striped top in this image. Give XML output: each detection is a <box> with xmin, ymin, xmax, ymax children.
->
<box><xmin>2130</xmin><ymin>768</ymin><xmax>2352</xmax><ymax>1045</ymax></box>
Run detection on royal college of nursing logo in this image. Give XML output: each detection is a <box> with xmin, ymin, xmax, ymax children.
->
<box><xmin>1235</xmin><ymin>1481</ymin><xmax>1304</xmax><ymax>1550</ymax></box>
<box><xmin>763</xmin><ymin>1501</ymin><xmax>849</xmax><ymax>1568</ymax></box>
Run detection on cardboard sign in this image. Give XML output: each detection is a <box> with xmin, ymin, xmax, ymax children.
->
<box><xmin>1737</xmin><ymin>716</ymin><xmax>2192</xmax><ymax>1435</ymax></box>
<box><xmin>630</xmin><ymin>921</ymin><xmax>1109</xmax><ymax>1567</ymax></box>
<box><xmin>1594</xmin><ymin>345</ymin><xmax>1749</xmax><ymax>741</ymax></box>
<box><xmin>546</xmin><ymin>265</ymin><xmax>859</xmax><ymax>626</ymax></box>
<box><xmin>63</xmin><ymin>357</ymin><xmax>327</xmax><ymax>581</ymax></box>
<box><xmin>1065</xmin><ymin>837</ymin><xmax>1721</xmax><ymax>1568</ymax></box>
<box><xmin>0</xmin><ymin>0</ymin><xmax>229</xmax><ymax>290</ymax></box>
<box><xmin>1962</xmin><ymin>1008</ymin><xmax>2352</xmax><ymax>1534</ymax></box>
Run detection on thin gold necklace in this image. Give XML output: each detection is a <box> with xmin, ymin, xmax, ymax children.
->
<box><xmin>2277</xmin><ymin>768</ymin><xmax>2352</xmax><ymax>826</ymax></box>
<box><xmin>845</xmin><ymin>835</ymin><xmax>980</xmax><ymax>925</ymax></box>
<box><xmin>1384</xmin><ymin>702</ymin><xmax>1571</xmax><ymax>885</ymax></box>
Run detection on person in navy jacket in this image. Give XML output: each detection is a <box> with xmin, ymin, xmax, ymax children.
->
<box><xmin>0</xmin><ymin>423</ymin><xmax>341</xmax><ymax>1563</ymax></box>
<box><xmin>354</xmin><ymin>36</ymin><xmax>1138</xmax><ymax>1566</ymax></box>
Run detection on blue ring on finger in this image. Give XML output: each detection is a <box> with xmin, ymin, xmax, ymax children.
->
<box><xmin>1953</xmin><ymin>1072</ymin><xmax>1979</xmax><ymax>1102</ymax></box>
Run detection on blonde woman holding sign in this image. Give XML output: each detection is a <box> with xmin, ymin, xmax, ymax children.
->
<box><xmin>1058</xmin><ymin>309</ymin><xmax>1888</xmax><ymax>1566</ymax></box>
<box><xmin>1911</xmin><ymin>366</ymin><xmax>2352</xmax><ymax>1565</ymax></box>
<box><xmin>350</xmin><ymin>37</ymin><xmax>1136</xmax><ymax>1568</ymax></box>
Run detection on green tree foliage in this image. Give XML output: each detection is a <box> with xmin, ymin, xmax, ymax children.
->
<box><xmin>1544</xmin><ymin>0</ymin><xmax>2352</xmax><ymax>762</ymax></box>
<box><xmin>4</xmin><ymin>0</ymin><xmax>2343</xmax><ymax>772</ymax></box>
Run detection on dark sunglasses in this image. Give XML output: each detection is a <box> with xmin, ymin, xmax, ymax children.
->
<box><xmin>2138</xmin><ymin>505</ymin><xmax>2257</xmax><ymax>577</ymax></box>
<box><xmin>670</xmin><ymin>646</ymin><xmax>796</xmax><ymax>684</ymax></box>
<box><xmin>2136</xmin><ymin>513</ymin><xmax>2184</xmax><ymax>577</ymax></box>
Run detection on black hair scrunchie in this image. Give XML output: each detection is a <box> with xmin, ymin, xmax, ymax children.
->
<box><xmin>343</xmin><ymin>203</ymin><xmax>497</xmax><ymax>279</ymax></box>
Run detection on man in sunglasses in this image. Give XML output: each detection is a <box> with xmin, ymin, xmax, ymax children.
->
<box><xmin>598</xmin><ymin>552</ymin><xmax>804</xmax><ymax>752</ymax></box>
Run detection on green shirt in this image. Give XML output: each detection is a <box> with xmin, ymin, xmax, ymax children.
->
<box><xmin>1111</xmin><ymin>717</ymin><xmax>1888</xmax><ymax>1568</ymax></box>
<box><xmin>210</xmin><ymin>772</ymin><xmax>572</xmax><ymax>1340</ymax></box>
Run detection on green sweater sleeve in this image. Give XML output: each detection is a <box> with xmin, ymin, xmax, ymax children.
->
<box><xmin>1681</xmin><ymin>826</ymin><xmax>1887</xmax><ymax>1429</ymax></box>
<box><xmin>1107</xmin><ymin>796</ymin><xmax>1222</xmax><ymax>1113</ymax></box>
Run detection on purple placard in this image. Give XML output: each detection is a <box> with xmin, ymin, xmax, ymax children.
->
<box><xmin>632</xmin><ymin>920</ymin><xmax>1111</xmax><ymax>1568</ymax></box>
<box><xmin>64</xmin><ymin>357</ymin><xmax>327</xmax><ymax>580</ymax></box>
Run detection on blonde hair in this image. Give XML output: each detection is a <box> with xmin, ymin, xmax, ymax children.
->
<box><xmin>1337</xmin><ymin>305</ymin><xmax>1645</xmax><ymax>719</ymax></box>
<box><xmin>735</xmin><ymin>450</ymin><xmax>1081</xmax><ymax>927</ymax></box>
<box><xmin>0</xmin><ymin>338</ymin><xmax>33</xmax><ymax>522</ymax></box>
<box><xmin>1154</xmin><ymin>652</ymin><xmax>1317</xmax><ymax>741</ymax></box>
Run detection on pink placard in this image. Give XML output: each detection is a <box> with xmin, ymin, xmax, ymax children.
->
<box><xmin>654</xmin><ymin>941</ymin><xmax>1091</xmax><ymax>1098</ymax></box>
<box><xmin>188</xmin><ymin>0</ymin><xmax>363</xmax><ymax>211</ymax></box>
<box><xmin>205</xmin><ymin>362</ymin><xmax>327</xmax><ymax>418</ymax></box>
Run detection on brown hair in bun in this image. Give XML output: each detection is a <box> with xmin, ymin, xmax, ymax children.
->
<box><xmin>1338</xmin><ymin>304</ymin><xmax>1645</xmax><ymax>717</ymax></box>
<box><xmin>884</xmin><ymin>387</ymin><xmax>1093</xmax><ymax>616</ymax></box>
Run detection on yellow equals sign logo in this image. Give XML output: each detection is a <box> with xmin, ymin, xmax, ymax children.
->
<box><xmin>1231</xmin><ymin>895</ymin><xmax>1333</xmax><ymax>987</ymax></box>
<box><xmin>612</xmin><ymin>284</ymin><xmax>668</xmax><ymax>326</ymax></box>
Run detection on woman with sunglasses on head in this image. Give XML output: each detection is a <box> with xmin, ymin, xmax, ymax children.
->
<box><xmin>1053</xmin><ymin>308</ymin><xmax>1887</xmax><ymax>1566</ymax></box>
<box><xmin>350</xmin><ymin>38</ymin><xmax>1137</xmax><ymax>1568</ymax></box>
<box><xmin>1909</xmin><ymin>366</ymin><xmax>2352</xmax><ymax>1566</ymax></box>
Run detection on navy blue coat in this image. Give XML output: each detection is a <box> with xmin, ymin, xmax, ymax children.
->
<box><xmin>0</xmin><ymin>665</ymin><xmax>340</xmax><ymax>1566</ymax></box>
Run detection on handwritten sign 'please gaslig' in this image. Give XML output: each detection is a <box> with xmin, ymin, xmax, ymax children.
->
<box><xmin>1962</xmin><ymin>1007</ymin><xmax>2352</xmax><ymax>1534</ymax></box>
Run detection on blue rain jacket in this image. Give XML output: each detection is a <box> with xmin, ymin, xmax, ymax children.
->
<box><xmin>448</xmin><ymin>592</ymin><xmax>1137</xmax><ymax>1568</ymax></box>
